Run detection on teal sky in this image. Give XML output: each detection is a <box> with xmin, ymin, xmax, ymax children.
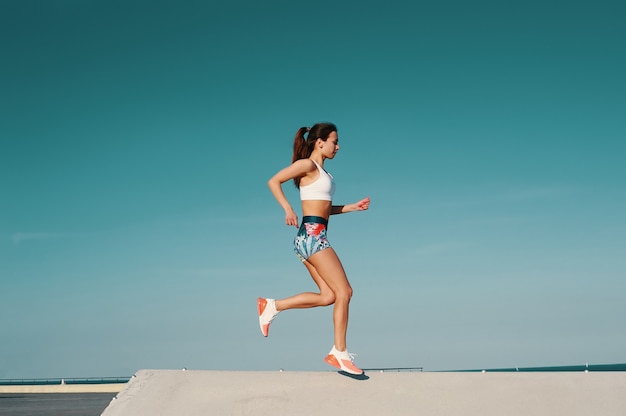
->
<box><xmin>1</xmin><ymin>0</ymin><xmax>625</xmax><ymax>378</ymax></box>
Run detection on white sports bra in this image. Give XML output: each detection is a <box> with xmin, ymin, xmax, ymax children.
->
<box><xmin>300</xmin><ymin>160</ymin><xmax>335</xmax><ymax>201</ymax></box>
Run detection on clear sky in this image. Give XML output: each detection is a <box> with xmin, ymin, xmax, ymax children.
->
<box><xmin>1</xmin><ymin>0</ymin><xmax>625</xmax><ymax>378</ymax></box>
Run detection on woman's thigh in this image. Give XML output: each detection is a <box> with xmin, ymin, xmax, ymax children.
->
<box><xmin>303</xmin><ymin>260</ymin><xmax>331</xmax><ymax>291</ymax></box>
<box><xmin>306</xmin><ymin>248</ymin><xmax>352</xmax><ymax>295</ymax></box>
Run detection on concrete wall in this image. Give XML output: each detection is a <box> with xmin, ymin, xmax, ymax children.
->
<box><xmin>0</xmin><ymin>383</ymin><xmax>126</xmax><ymax>393</ymax></box>
<box><xmin>101</xmin><ymin>369</ymin><xmax>626</xmax><ymax>416</ymax></box>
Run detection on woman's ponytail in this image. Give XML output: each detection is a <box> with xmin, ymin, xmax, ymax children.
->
<box><xmin>292</xmin><ymin>127</ymin><xmax>310</xmax><ymax>164</ymax></box>
<box><xmin>291</xmin><ymin>122</ymin><xmax>337</xmax><ymax>188</ymax></box>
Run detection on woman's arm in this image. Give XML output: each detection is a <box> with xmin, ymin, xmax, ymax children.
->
<box><xmin>268</xmin><ymin>159</ymin><xmax>316</xmax><ymax>227</ymax></box>
<box><xmin>330</xmin><ymin>196</ymin><xmax>370</xmax><ymax>215</ymax></box>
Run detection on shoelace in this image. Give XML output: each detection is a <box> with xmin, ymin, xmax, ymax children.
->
<box><xmin>335</xmin><ymin>350</ymin><xmax>357</xmax><ymax>362</ymax></box>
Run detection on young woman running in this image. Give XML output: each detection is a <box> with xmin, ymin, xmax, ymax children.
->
<box><xmin>258</xmin><ymin>122</ymin><xmax>370</xmax><ymax>375</ymax></box>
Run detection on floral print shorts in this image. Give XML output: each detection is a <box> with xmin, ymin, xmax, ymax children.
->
<box><xmin>294</xmin><ymin>216</ymin><xmax>331</xmax><ymax>261</ymax></box>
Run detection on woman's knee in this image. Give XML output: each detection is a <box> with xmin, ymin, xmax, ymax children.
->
<box><xmin>335</xmin><ymin>286</ymin><xmax>353</xmax><ymax>303</ymax></box>
<box><xmin>319</xmin><ymin>292</ymin><xmax>336</xmax><ymax>306</ymax></box>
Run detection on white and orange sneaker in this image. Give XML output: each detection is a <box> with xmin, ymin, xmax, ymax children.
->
<box><xmin>324</xmin><ymin>345</ymin><xmax>363</xmax><ymax>375</ymax></box>
<box><xmin>257</xmin><ymin>298</ymin><xmax>279</xmax><ymax>337</ymax></box>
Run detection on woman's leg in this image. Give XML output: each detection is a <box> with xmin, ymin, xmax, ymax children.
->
<box><xmin>304</xmin><ymin>248</ymin><xmax>352</xmax><ymax>352</ymax></box>
<box><xmin>275</xmin><ymin>261</ymin><xmax>336</xmax><ymax>311</ymax></box>
<box><xmin>258</xmin><ymin>251</ymin><xmax>338</xmax><ymax>338</ymax></box>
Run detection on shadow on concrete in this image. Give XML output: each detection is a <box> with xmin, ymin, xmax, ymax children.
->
<box><xmin>338</xmin><ymin>371</ymin><xmax>369</xmax><ymax>381</ymax></box>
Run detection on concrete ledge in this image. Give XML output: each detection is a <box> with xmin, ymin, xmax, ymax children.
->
<box><xmin>101</xmin><ymin>369</ymin><xmax>626</xmax><ymax>416</ymax></box>
<box><xmin>0</xmin><ymin>383</ymin><xmax>126</xmax><ymax>394</ymax></box>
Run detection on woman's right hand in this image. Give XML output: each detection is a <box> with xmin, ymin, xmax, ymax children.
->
<box><xmin>285</xmin><ymin>210</ymin><xmax>299</xmax><ymax>227</ymax></box>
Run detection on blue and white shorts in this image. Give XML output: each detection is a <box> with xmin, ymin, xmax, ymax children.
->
<box><xmin>294</xmin><ymin>216</ymin><xmax>331</xmax><ymax>261</ymax></box>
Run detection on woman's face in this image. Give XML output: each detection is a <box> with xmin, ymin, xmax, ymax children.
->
<box><xmin>320</xmin><ymin>131</ymin><xmax>340</xmax><ymax>159</ymax></box>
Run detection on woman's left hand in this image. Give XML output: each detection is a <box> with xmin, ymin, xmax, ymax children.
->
<box><xmin>355</xmin><ymin>196</ymin><xmax>370</xmax><ymax>211</ymax></box>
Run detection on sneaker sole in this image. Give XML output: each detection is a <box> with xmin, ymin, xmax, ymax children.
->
<box><xmin>324</xmin><ymin>354</ymin><xmax>363</xmax><ymax>375</ymax></box>
<box><xmin>257</xmin><ymin>298</ymin><xmax>269</xmax><ymax>337</ymax></box>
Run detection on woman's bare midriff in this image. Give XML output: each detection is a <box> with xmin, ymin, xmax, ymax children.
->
<box><xmin>301</xmin><ymin>200</ymin><xmax>332</xmax><ymax>219</ymax></box>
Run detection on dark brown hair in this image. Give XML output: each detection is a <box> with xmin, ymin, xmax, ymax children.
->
<box><xmin>291</xmin><ymin>122</ymin><xmax>337</xmax><ymax>188</ymax></box>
